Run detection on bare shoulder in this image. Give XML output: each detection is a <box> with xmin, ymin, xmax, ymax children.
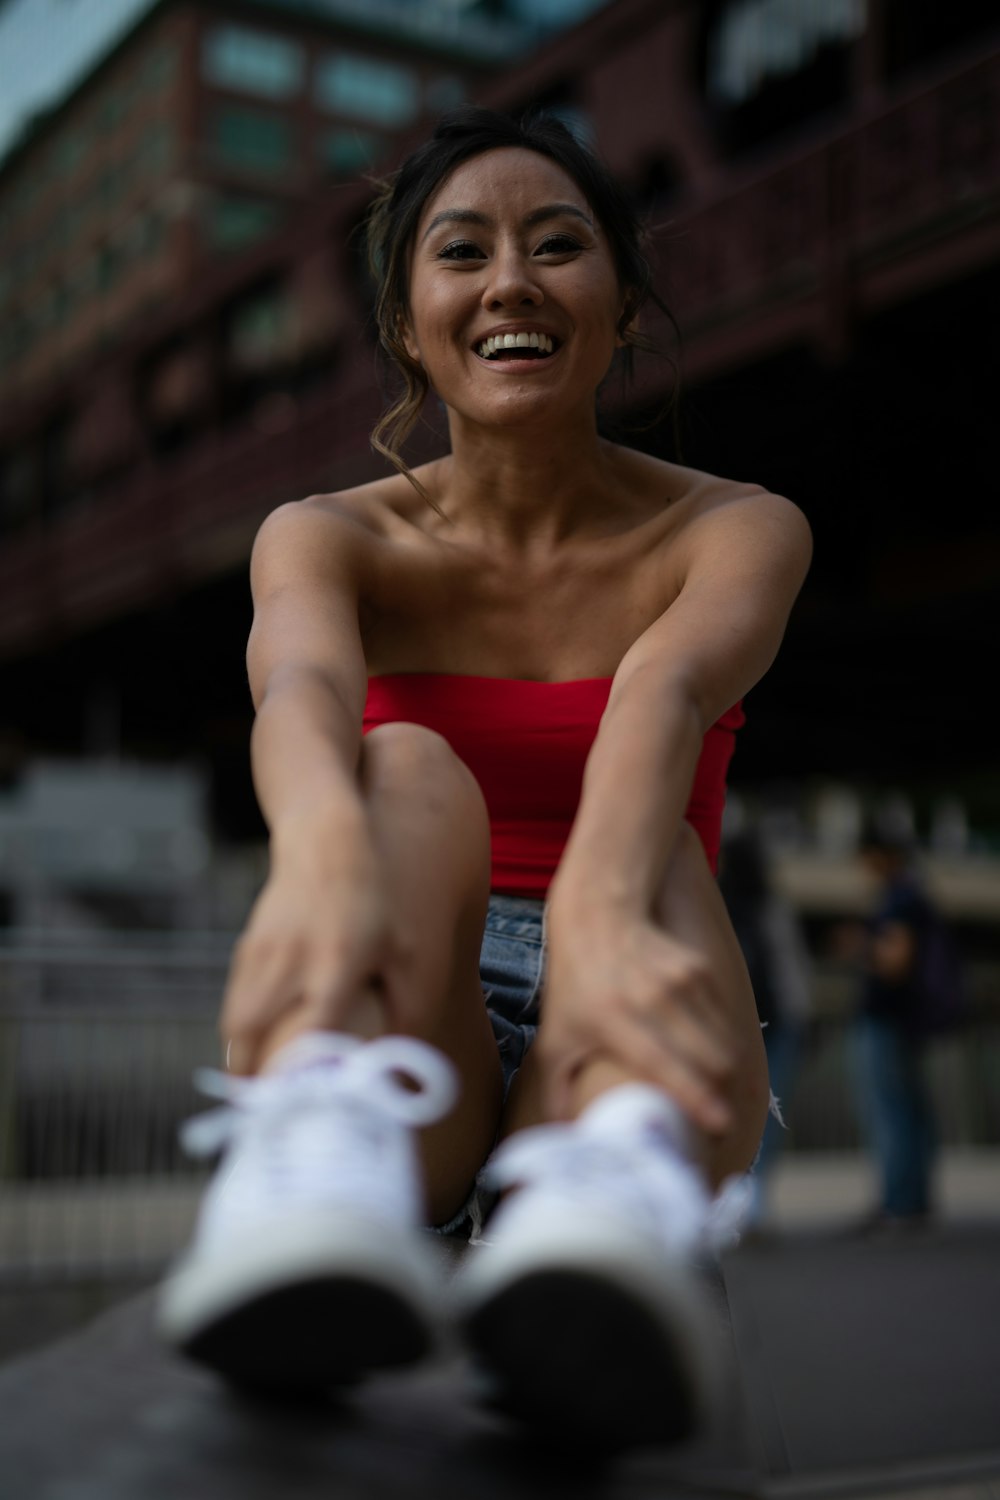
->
<box><xmin>666</xmin><ymin>462</ymin><xmax>812</xmax><ymax>576</ymax></box>
<box><xmin>250</xmin><ymin>472</ymin><xmax>422</xmax><ymax>591</ymax></box>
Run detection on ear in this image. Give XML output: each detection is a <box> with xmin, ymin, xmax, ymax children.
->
<box><xmin>399</xmin><ymin>313</ymin><xmax>421</xmax><ymax>365</ymax></box>
<box><xmin>616</xmin><ymin>300</ymin><xmax>640</xmax><ymax>349</ymax></box>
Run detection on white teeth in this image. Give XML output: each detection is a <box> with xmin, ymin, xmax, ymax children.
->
<box><xmin>476</xmin><ymin>332</ymin><xmax>555</xmax><ymax>358</ymax></box>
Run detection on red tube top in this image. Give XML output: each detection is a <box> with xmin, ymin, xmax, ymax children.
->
<box><xmin>363</xmin><ymin>674</ymin><xmax>744</xmax><ymax>897</ymax></box>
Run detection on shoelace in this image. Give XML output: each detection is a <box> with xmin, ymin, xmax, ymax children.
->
<box><xmin>181</xmin><ymin>1033</ymin><xmax>459</xmax><ymax>1159</ymax></box>
<box><xmin>486</xmin><ymin>1117</ymin><xmax>751</xmax><ymax>1252</ymax></box>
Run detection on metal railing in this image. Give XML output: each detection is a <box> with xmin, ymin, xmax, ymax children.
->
<box><xmin>0</xmin><ymin>928</ymin><xmax>235</xmax><ymax>1010</ymax></box>
<box><xmin>0</xmin><ymin>940</ymin><xmax>997</xmax><ymax>1282</ymax></box>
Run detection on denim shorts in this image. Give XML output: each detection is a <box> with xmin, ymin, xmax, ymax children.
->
<box><xmin>433</xmin><ymin>894</ymin><xmax>545</xmax><ymax>1239</ymax></box>
<box><xmin>480</xmin><ymin>893</ymin><xmax>547</xmax><ymax>1103</ymax></box>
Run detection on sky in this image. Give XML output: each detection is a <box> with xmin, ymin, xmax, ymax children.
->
<box><xmin>0</xmin><ymin>0</ymin><xmax>155</xmax><ymax>163</ymax></box>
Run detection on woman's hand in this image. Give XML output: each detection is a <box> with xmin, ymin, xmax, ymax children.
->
<box><xmin>220</xmin><ymin>808</ymin><xmax>400</xmax><ymax>1074</ymax></box>
<box><xmin>539</xmin><ymin>897</ymin><xmax>739</xmax><ymax>1135</ymax></box>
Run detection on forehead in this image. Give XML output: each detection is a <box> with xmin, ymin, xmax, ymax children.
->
<box><xmin>417</xmin><ymin>147</ymin><xmax>590</xmax><ymax>232</ymax></box>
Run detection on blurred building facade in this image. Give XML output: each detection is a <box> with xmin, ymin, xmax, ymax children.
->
<box><xmin>0</xmin><ymin>0</ymin><xmax>548</xmax><ymax>407</ymax></box>
<box><xmin>0</xmin><ymin>0</ymin><xmax>998</xmax><ymax>844</ymax></box>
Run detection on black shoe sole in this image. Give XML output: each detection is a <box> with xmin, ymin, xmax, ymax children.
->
<box><xmin>463</xmin><ymin>1267</ymin><xmax>701</xmax><ymax>1453</ymax></box>
<box><xmin>179</xmin><ymin>1275</ymin><xmax>433</xmax><ymax>1395</ymax></box>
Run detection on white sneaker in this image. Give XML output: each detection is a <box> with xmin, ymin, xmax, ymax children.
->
<box><xmin>457</xmin><ymin>1085</ymin><xmax>736</xmax><ymax>1451</ymax></box>
<box><xmin>158</xmin><ymin>1032</ymin><xmax>458</xmax><ymax>1392</ymax></box>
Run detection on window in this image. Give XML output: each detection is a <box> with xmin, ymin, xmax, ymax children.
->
<box><xmin>14</xmin><ymin>174</ymin><xmax>39</xmax><ymax>217</ymax></box>
<box><xmin>51</xmin><ymin>282</ymin><xmax>70</xmax><ymax>327</ymax></box>
<box><xmin>123</xmin><ymin>211</ymin><xmax>162</xmax><ymax>260</ymax></box>
<box><xmin>97</xmin><ymin>244</ymin><xmax>120</xmax><ymax>294</ymax></box>
<box><xmin>227</xmin><ymin>283</ymin><xmax>296</xmax><ymax>372</ymax></box>
<box><xmin>424</xmin><ymin>74</ymin><xmax>465</xmax><ymax>113</ymax></box>
<box><xmin>213</xmin><ymin>107</ymin><xmax>294</xmax><ymax>175</ymax></box>
<box><xmin>319</xmin><ymin>128</ymin><xmax>385</xmax><ymax>178</ymax></box>
<box><xmin>210</xmin><ymin>196</ymin><xmax>285</xmax><ymax>252</ymax></box>
<box><xmin>145</xmin><ymin>41</ymin><xmax>180</xmax><ymax>91</ymax></box>
<box><xmin>73</xmin><ymin>254</ymin><xmax>100</xmax><ymax>298</ymax></box>
<box><xmin>203</xmin><ymin>24</ymin><xmax>304</xmax><ymax>101</ymax></box>
<box><xmin>100</xmin><ymin>163</ymin><xmax>126</xmax><ymax>214</ymax></box>
<box><xmin>55</xmin><ymin>127</ymin><xmax>90</xmax><ymax>178</ymax></box>
<box><xmin>34</xmin><ymin>283</ymin><xmax>62</xmax><ymax>332</ymax></box>
<box><xmin>140</xmin><ymin>120</ymin><xmax>175</xmax><ymax>175</ymax></box>
<box><xmin>314</xmin><ymin>53</ymin><xmax>419</xmax><ymax>128</ymax></box>
<box><xmin>64</xmin><ymin>197</ymin><xmax>93</xmax><ymax>249</ymax></box>
<box><xmin>700</xmin><ymin>0</ymin><xmax>863</xmax><ymax>155</ymax></box>
<box><xmin>706</xmin><ymin>0</ymin><xmax>866</xmax><ymax>107</ymax></box>
<box><xmin>102</xmin><ymin>91</ymin><xmax>126</xmax><ymax>130</ymax></box>
<box><xmin>0</xmin><ymin>448</ymin><xmax>38</xmax><ymax>532</ymax></box>
<box><xmin>509</xmin><ymin>0</ymin><xmax>608</xmax><ymax>26</ymax></box>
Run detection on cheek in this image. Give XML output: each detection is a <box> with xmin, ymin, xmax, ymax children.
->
<box><xmin>403</xmin><ymin>287</ymin><xmax>451</xmax><ymax>365</ymax></box>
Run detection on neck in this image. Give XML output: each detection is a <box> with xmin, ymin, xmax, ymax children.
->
<box><xmin>435</xmin><ymin>411</ymin><xmax>618</xmax><ymax>552</ymax></box>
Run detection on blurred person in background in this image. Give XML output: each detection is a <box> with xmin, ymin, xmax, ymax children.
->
<box><xmin>852</xmin><ymin>824</ymin><xmax>942</xmax><ymax>1231</ymax></box>
<box><xmin>718</xmin><ymin>826</ymin><xmax>812</xmax><ymax>1231</ymax></box>
<box><xmin>158</xmin><ymin>106</ymin><xmax>811</xmax><ymax>1451</ymax></box>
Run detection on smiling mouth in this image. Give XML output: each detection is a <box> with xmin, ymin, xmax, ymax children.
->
<box><xmin>476</xmin><ymin>332</ymin><xmax>558</xmax><ymax>361</ymax></box>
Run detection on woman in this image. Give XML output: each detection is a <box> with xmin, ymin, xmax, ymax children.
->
<box><xmin>159</xmin><ymin>107</ymin><xmax>812</xmax><ymax>1449</ymax></box>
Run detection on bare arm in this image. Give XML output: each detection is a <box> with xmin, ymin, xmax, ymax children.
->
<box><xmin>222</xmin><ymin>498</ymin><xmax>385</xmax><ymax>1071</ymax></box>
<box><xmin>246</xmin><ymin>501</ymin><xmax>369</xmax><ymax>842</ymax></box>
<box><xmin>543</xmin><ymin>488</ymin><xmax>813</xmax><ymax>1125</ymax></box>
<box><xmin>554</xmin><ymin>490</ymin><xmax>811</xmax><ymax>913</ymax></box>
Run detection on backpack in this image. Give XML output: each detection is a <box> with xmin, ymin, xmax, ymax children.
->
<box><xmin>915</xmin><ymin>911</ymin><xmax>968</xmax><ymax>1036</ymax></box>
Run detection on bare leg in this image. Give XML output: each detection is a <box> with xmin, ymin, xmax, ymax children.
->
<box><xmin>255</xmin><ymin>723</ymin><xmax>503</xmax><ymax>1225</ymax></box>
<box><xmin>505</xmin><ymin>820</ymin><xmax>769</xmax><ymax>1190</ymax></box>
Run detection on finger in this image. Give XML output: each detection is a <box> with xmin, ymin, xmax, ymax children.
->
<box><xmin>298</xmin><ymin>972</ymin><xmax>388</xmax><ymax>1041</ymax></box>
<box><xmin>591</xmin><ymin>1018</ymin><xmax>733</xmax><ymax>1135</ymax></box>
<box><xmin>224</xmin><ymin>1035</ymin><xmax>255</xmax><ymax>1076</ymax></box>
<box><xmin>643</xmin><ymin>999</ymin><xmax>737</xmax><ymax>1085</ymax></box>
<box><xmin>544</xmin><ymin>1059</ymin><xmax>585</xmax><ymax>1124</ymax></box>
<box><xmin>604</xmin><ymin>955</ymin><xmax>733</xmax><ymax>1073</ymax></box>
<box><xmin>649</xmin><ymin>947</ymin><xmax>732</xmax><ymax>1033</ymax></box>
<box><xmin>220</xmin><ymin>940</ymin><xmax>305</xmax><ymax>1068</ymax></box>
<box><xmin>533</xmin><ymin>1028</ymin><xmax>588</xmax><ymax>1122</ymax></box>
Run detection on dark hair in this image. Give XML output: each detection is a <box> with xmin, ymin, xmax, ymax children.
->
<box><xmin>365</xmin><ymin>105</ymin><xmax>677</xmax><ymax>492</ymax></box>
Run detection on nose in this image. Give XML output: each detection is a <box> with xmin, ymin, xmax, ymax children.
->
<box><xmin>481</xmin><ymin>247</ymin><xmax>543</xmax><ymax>311</ymax></box>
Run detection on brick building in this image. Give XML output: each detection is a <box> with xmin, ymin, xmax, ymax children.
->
<box><xmin>1</xmin><ymin>0</ymin><xmax>998</xmax><ymax>840</ymax></box>
<box><xmin>0</xmin><ymin>0</ymin><xmax>538</xmax><ymax>408</ymax></box>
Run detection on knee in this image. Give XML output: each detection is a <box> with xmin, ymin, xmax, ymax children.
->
<box><xmin>363</xmin><ymin>720</ymin><xmax>473</xmax><ymax>790</ymax></box>
<box><xmin>364</xmin><ymin>719</ymin><xmax>451</xmax><ymax>768</ymax></box>
<box><xmin>363</xmin><ymin>722</ymin><xmax>488</xmax><ymax>825</ymax></box>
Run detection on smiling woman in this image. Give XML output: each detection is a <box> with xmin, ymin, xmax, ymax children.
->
<box><xmin>158</xmin><ymin>106</ymin><xmax>812</xmax><ymax>1454</ymax></box>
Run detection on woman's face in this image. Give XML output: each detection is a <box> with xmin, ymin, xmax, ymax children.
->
<box><xmin>404</xmin><ymin>147</ymin><xmax>625</xmax><ymax>431</ymax></box>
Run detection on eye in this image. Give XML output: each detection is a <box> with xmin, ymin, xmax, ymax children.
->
<box><xmin>535</xmin><ymin>234</ymin><xmax>582</xmax><ymax>255</ymax></box>
<box><xmin>437</xmin><ymin>240</ymin><xmax>485</xmax><ymax>261</ymax></box>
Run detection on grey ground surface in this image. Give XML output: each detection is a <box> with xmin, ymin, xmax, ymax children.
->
<box><xmin>1</xmin><ymin>1227</ymin><xmax>999</xmax><ymax>1500</ymax></box>
<box><xmin>0</xmin><ymin>1267</ymin><xmax>755</xmax><ymax>1500</ymax></box>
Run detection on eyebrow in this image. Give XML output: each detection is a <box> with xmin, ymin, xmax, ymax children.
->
<box><xmin>421</xmin><ymin>202</ymin><xmax>595</xmax><ymax>242</ymax></box>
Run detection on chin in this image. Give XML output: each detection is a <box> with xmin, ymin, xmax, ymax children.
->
<box><xmin>450</xmin><ymin>384</ymin><xmax>579</xmax><ymax>430</ymax></box>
